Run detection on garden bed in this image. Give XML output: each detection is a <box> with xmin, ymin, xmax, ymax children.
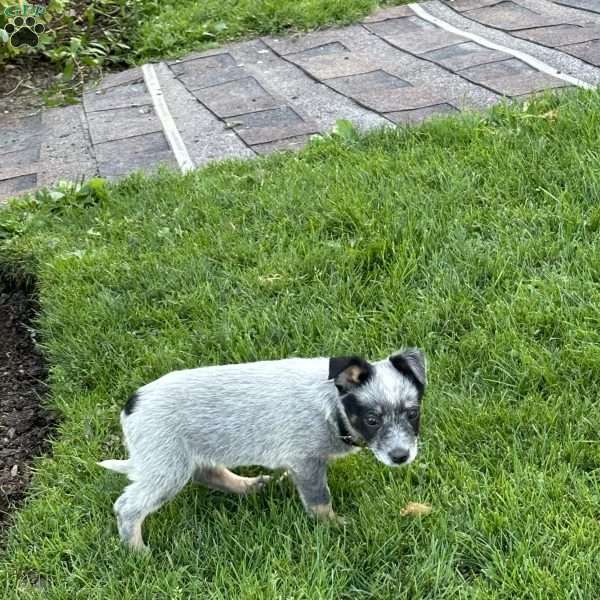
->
<box><xmin>0</xmin><ymin>275</ymin><xmax>53</xmax><ymax>538</ymax></box>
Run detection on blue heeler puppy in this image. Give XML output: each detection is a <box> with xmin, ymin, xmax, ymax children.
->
<box><xmin>98</xmin><ymin>349</ymin><xmax>427</xmax><ymax>550</ymax></box>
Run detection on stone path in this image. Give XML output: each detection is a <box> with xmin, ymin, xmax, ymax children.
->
<box><xmin>2</xmin><ymin>0</ymin><xmax>600</xmax><ymax>201</ymax></box>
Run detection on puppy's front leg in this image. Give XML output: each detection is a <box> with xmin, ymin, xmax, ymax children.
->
<box><xmin>290</xmin><ymin>459</ymin><xmax>344</xmax><ymax>525</ymax></box>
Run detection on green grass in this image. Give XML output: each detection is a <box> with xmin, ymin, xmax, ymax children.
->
<box><xmin>131</xmin><ymin>0</ymin><xmax>384</xmax><ymax>61</ymax></box>
<box><xmin>1</xmin><ymin>90</ymin><xmax>600</xmax><ymax>599</ymax></box>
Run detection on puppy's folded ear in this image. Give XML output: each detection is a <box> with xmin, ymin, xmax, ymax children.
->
<box><xmin>389</xmin><ymin>348</ymin><xmax>427</xmax><ymax>392</ymax></box>
<box><xmin>329</xmin><ymin>356</ymin><xmax>372</xmax><ymax>392</ymax></box>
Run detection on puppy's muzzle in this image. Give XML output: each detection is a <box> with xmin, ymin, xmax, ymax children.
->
<box><xmin>388</xmin><ymin>448</ymin><xmax>410</xmax><ymax>465</ymax></box>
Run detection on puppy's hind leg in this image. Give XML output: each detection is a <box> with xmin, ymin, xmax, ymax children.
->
<box><xmin>193</xmin><ymin>466</ymin><xmax>272</xmax><ymax>495</ymax></box>
<box><xmin>113</xmin><ymin>464</ymin><xmax>192</xmax><ymax>551</ymax></box>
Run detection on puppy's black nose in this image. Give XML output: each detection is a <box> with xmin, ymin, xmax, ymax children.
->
<box><xmin>389</xmin><ymin>449</ymin><xmax>409</xmax><ymax>465</ymax></box>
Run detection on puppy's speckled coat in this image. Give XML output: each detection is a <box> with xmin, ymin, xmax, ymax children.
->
<box><xmin>99</xmin><ymin>349</ymin><xmax>427</xmax><ymax>550</ymax></box>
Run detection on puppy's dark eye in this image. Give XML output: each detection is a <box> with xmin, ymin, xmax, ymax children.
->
<box><xmin>406</xmin><ymin>408</ymin><xmax>419</xmax><ymax>420</ymax></box>
<box><xmin>365</xmin><ymin>414</ymin><xmax>381</xmax><ymax>428</ymax></box>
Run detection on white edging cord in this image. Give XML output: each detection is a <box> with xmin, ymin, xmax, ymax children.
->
<box><xmin>409</xmin><ymin>2</ymin><xmax>595</xmax><ymax>90</ymax></box>
<box><xmin>142</xmin><ymin>63</ymin><xmax>195</xmax><ymax>174</ymax></box>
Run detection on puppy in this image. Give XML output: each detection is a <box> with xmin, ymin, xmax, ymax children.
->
<box><xmin>99</xmin><ymin>349</ymin><xmax>427</xmax><ymax>550</ymax></box>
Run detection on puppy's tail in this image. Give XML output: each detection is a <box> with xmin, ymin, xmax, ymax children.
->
<box><xmin>97</xmin><ymin>459</ymin><xmax>133</xmax><ymax>477</ymax></box>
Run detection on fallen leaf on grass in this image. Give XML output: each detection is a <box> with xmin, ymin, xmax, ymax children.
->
<box><xmin>400</xmin><ymin>502</ymin><xmax>432</xmax><ymax>517</ymax></box>
<box><xmin>541</xmin><ymin>109</ymin><xmax>558</xmax><ymax>122</ymax></box>
<box><xmin>258</xmin><ymin>274</ymin><xmax>283</xmax><ymax>283</ymax></box>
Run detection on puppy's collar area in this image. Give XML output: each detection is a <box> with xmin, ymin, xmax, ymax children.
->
<box><xmin>335</xmin><ymin>410</ymin><xmax>365</xmax><ymax>448</ymax></box>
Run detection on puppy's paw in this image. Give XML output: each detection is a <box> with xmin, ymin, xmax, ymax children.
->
<box><xmin>309</xmin><ymin>503</ymin><xmax>347</xmax><ymax>527</ymax></box>
<box><xmin>123</xmin><ymin>537</ymin><xmax>149</xmax><ymax>553</ymax></box>
<box><xmin>328</xmin><ymin>513</ymin><xmax>349</xmax><ymax>528</ymax></box>
<box><xmin>245</xmin><ymin>474</ymin><xmax>272</xmax><ymax>494</ymax></box>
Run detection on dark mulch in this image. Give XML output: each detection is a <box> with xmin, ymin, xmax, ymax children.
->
<box><xmin>0</xmin><ymin>275</ymin><xmax>54</xmax><ymax>535</ymax></box>
<box><xmin>0</xmin><ymin>58</ymin><xmax>56</xmax><ymax>120</ymax></box>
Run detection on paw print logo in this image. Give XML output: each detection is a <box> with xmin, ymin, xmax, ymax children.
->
<box><xmin>4</xmin><ymin>16</ymin><xmax>45</xmax><ymax>48</ymax></box>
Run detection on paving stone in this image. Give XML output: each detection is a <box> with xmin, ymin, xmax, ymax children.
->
<box><xmin>0</xmin><ymin>162</ymin><xmax>40</xmax><ymax>182</ymax></box>
<box><xmin>362</xmin><ymin>5</ymin><xmax>416</xmax><ymax>22</ymax></box>
<box><xmin>555</xmin><ymin>0</ymin><xmax>600</xmax><ymax>14</ymax></box>
<box><xmin>0</xmin><ymin>145</ymin><xmax>40</xmax><ymax>173</ymax></box>
<box><xmin>422</xmin><ymin>41</ymin><xmax>507</xmax><ymax>70</ymax></box>
<box><xmin>386</xmin><ymin>103</ymin><xmax>460</xmax><ymax>124</ymax></box>
<box><xmin>0</xmin><ymin>113</ymin><xmax>42</xmax><ymax>155</ymax></box>
<box><xmin>459</xmin><ymin>56</ymin><xmax>532</xmax><ymax>76</ymax></box>
<box><xmin>379</xmin><ymin>28</ymin><xmax>466</xmax><ymax>54</ymax></box>
<box><xmin>0</xmin><ymin>115</ymin><xmax>42</xmax><ymax>187</ymax></box>
<box><xmin>513</xmin><ymin>23</ymin><xmax>600</xmax><ymax>46</ymax></box>
<box><xmin>443</xmin><ymin>0</ymin><xmax>505</xmax><ymax>11</ymax></box>
<box><xmin>239</xmin><ymin>40</ymin><xmax>388</xmax><ymax>132</ymax></box>
<box><xmin>157</xmin><ymin>62</ymin><xmax>254</xmax><ymax>165</ymax></box>
<box><xmin>166</xmin><ymin>48</ymin><xmax>231</xmax><ymax>66</ymax></box>
<box><xmin>365</xmin><ymin>15</ymin><xmax>439</xmax><ymax>35</ymax></box>
<box><xmin>94</xmin><ymin>67</ymin><xmax>143</xmax><ymax>91</ymax></box>
<box><xmin>0</xmin><ymin>107</ymin><xmax>96</xmax><ymax>199</ymax></box>
<box><xmin>286</xmin><ymin>41</ymin><xmax>349</xmax><ymax>59</ymax></box>
<box><xmin>449</xmin><ymin>85</ymin><xmax>501</xmax><ymax>110</ymax></box>
<box><xmin>460</xmin><ymin>58</ymin><xmax>567</xmax><ymax>94</ymax></box>
<box><xmin>0</xmin><ymin>173</ymin><xmax>37</xmax><ymax>200</ymax></box>
<box><xmin>427</xmin><ymin>0</ymin><xmax>600</xmax><ymax>87</ymax></box>
<box><xmin>170</xmin><ymin>51</ymin><xmax>236</xmax><ymax>73</ymax></box>
<box><xmin>171</xmin><ymin>53</ymin><xmax>247</xmax><ymax>89</ymax></box>
<box><xmin>287</xmin><ymin>50</ymin><xmax>377</xmax><ymax>79</ymax></box>
<box><xmin>344</xmin><ymin>26</ymin><xmax>456</xmax><ymax>80</ymax></box>
<box><xmin>95</xmin><ymin>131</ymin><xmax>177</xmax><ymax>178</ymax></box>
<box><xmin>38</xmin><ymin>105</ymin><xmax>97</xmax><ymax>187</ymax></box>
<box><xmin>263</xmin><ymin>25</ymin><xmax>369</xmax><ymax>56</ymax></box>
<box><xmin>290</xmin><ymin>23</ymin><xmax>500</xmax><ymax>112</ymax></box>
<box><xmin>462</xmin><ymin>0</ymin><xmax>560</xmax><ymax>30</ymax></box>
<box><xmin>231</xmin><ymin>107</ymin><xmax>319</xmax><ymax>145</ymax></box>
<box><xmin>352</xmin><ymin>86</ymin><xmax>448</xmax><ymax>112</ymax></box>
<box><xmin>561</xmin><ymin>38</ymin><xmax>600</xmax><ymax>64</ymax></box>
<box><xmin>83</xmin><ymin>81</ymin><xmax>152</xmax><ymax>112</ymax></box>
<box><xmin>192</xmin><ymin>76</ymin><xmax>281</xmax><ymax>118</ymax></box>
<box><xmin>86</xmin><ymin>105</ymin><xmax>162</xmax><ymax>145</ymax></box>
<box><xmin>325</xmin><ymin>70</ymin><xmax>411</xmax><ymax>95</ymax></box>
<box><xmin>252</xmin><ymin>134</ymin><xmax>313</xmax><ymax>155</ymax></box>
<box><xmin>366</xmin><ymin>17</ymin><xmax>466</xmax><ymax>53</ymax></box>
<box><xmin>494</xmin><ymin>72</ymin><xmax>569</xmax><ymax>95</ymax></box>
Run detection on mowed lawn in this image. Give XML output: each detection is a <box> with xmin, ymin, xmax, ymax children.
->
<box><xmin>131</xmin><ymin>0</ymin><xmax>392</xmax><ymax>60</ymax></box>
<box><xmin>1</xmin><ymin>91</ymin><xmax>600</xmax><ymax>599</ymax></box>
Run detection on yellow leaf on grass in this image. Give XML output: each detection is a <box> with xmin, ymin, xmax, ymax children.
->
<box><xmin>400</xmin><ymin>502</ymin><xmax>432</xmax><ymax>517</ymax></box>
<box><xmin>541</xmin><ymin>109</ymin><xmax>558</xmax><ymax>121</ymax></box>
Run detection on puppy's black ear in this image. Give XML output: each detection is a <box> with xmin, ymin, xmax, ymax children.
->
<box><xmin>329</xmin><ymin>356</ymin><xmax>372</xmax><ymax>392</ymax></box>
<box><xmin>389</xmin><ymin>348</ymin><xmax>427</xmax><ymax>393</ymax></box>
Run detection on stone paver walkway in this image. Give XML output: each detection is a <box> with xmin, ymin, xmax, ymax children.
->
<box><xmin>2</xmin><ymin>0</ymin><xmax>600</xmax><ymax>201</ymax></box>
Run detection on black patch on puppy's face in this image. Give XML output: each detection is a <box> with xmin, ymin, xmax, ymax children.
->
<box><xmin>123</xmin><ymin>391</ymin><xmax>139</xmax><ymax>416</ymax></box>
<box><xmin>404</xmin><ymin>406</ymin><xmax>421</xmax><ymax>436</ymax></box>
<box><xmin>389</xmin><ymin>351</ymin><xmax>426</xmax><ymax>400</ymax></box>
<box><xmin>340</xmin><ymin>393</ymin><xmax>382</xmax><ymax>444</ymax></box>
<box><xmin>328</xmin><ymin>355</ymin><xmax>373</xmax><ymax>393</ymax></box>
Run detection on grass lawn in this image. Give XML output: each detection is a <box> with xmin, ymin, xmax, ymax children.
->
<box><xmin>130</xmin><ymin>0</ymin><xmax>387</xmax><ymax>61</ymax></box>
<box><xmin>1</xmin><ymin>90</ymin><xmax>600</xmax><ymax>598</ymax></box>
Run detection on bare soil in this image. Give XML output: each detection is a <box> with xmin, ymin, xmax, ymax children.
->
<box><xmin>0</xmin><ymin>275</ymin><xmax>54</xmax><ymax>536</ymax></box>
<box><xmin>0</xmin><ymin>57</ymin><xmax>55</xmax><ymax>120</ymax></box>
